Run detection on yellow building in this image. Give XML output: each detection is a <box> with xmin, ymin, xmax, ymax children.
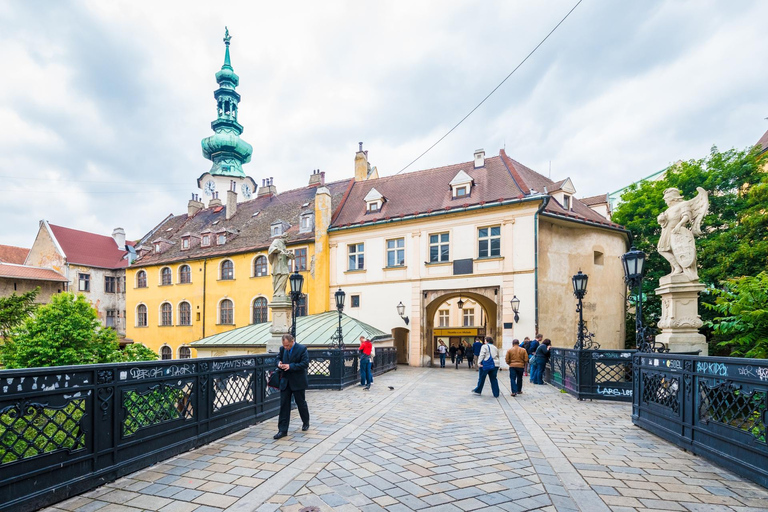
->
<box><xmin>126</xmin><ymin>177</ymin><xmax>349</xmax><ymax>359</ymax></box>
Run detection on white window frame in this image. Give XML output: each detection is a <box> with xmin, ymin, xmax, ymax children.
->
<box><xmin>463</xmin><ymin>308</ymin><xmax>475</xmax><ymax>327</ymax></box>
<box><xmin>348</xmin><ymin>243</ymin><xmax>364</xmax><ymax>270</ymax></box>
<box><xmin>439</xmin><ymin>309</ymin><xmax>449</xmax><ymax>327</ymax></box>
<box><xmin>220</xmin><ymin>259</ymin><xmax>235</xmax><ymax>280</ymax></box>
<box><xmin>253</xmin><ymin>255</ymin><xmax>268</xmax><ymax>277</ymax></box>
<box><xmin>219</xmin><ymin>298</ymin><xmax>235</xmax><ymax>325</ymax></box>
<box><xmin>429</xmin><ymin>233</ymin><xmax>450</xmax><ymax>263</ymax></box>
<box><xmin>386</xmin><ymin>238</ymin><xmax>405</xmax><ymax>267</ymax></box>
<box><xmin>478</xmin><ymin>225</ymin><xmax>501</xmax><ymax>258</ymax></box>
<box><xmin>136</xmin><ymin>303</ymin><xmax>148</xmax><ymax>327</ymax></box>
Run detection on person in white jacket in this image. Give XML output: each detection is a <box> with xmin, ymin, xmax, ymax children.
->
<box><xmin>471</xmin><ymin>336</ymin><xmax>501</xmax><ymax>397</ymax></box>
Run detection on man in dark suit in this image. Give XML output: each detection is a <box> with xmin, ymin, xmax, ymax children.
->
<box><xmin>274</xmin><ymin>334</ymin><xmax>310</xmax><ymax>439</ymax></box>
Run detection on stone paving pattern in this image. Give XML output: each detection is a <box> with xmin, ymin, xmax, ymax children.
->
<box><xmin>43</xmin><ymin>366</ymin><xmax>768</xmax><ymax>512</ymax></box>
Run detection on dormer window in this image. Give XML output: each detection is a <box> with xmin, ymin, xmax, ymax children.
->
<box><xmin>363</xmin><ymin>187</ymin><xmax>384</xmax><ymax>213</ymax></box>
<box><xmin>181</xmin><ymin>237</ymin><xmax>190</xmax><ymax>250</ymax></box>
<box><xmin>449</xmin><ymin>170</ymin><xmax>473</xmax><ymax>199</ymax></box>
<box><xmin>272</xmin><ymin>224</ymin><xmax>282</xmax><ymax>237</ymax></box>
<box><xmin>271</xmin><ymin>220</ymin><xmax>289</xmax><ymax>237</ymax></box>
<box><xmin>217</xmin><ymin>233</ymin><xmax>226</xmax><ymax>245</ymax></box>
<box><xmin>154</xmin><ymin>243</ymin><xmax>161</xmax><ymax>253</ymax></box>
<box><xmin>299</xmin><ymin>213</ymin><xmax>314</xmax><ymax>234</ymax></box>
<box><xmin>563</xmin><ymin>195</ymin><xmax>571</xmax><ymax>210</ymax></box>
<box><xmin>201</xmin><ymin>235</ymin><xmax>211</xmax><ymax>247</ymax></box>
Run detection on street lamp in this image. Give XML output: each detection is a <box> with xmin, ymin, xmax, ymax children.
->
<box><xmin>572</xmin><ymin>271</ymin><xmax>588</xmax><ymax>350</ymax></box>
<box><xmin>289</xmin><ymin>270</ymin><xmax>304</xmax><ymax>340</ymax></box>
<box><xmin>510</xmin><ymin>296</ymin><xmax>520</xmax><ymax>323</ymax></box>
<box><xmin>396</xmin><ymin>302</ymin><xmax>409</xmax><ymax>325</ymax></box>
<box><xmin>457</xmin><ymin>294</ymin><xmax>464</xmax><ymax>310</ymax></box>
<box><xmin>334</xmin><ymin>288</ymin><xmax>346</xmax><ymax>349</ymax></box>
<box><xmin>621</xmin><ymin>247</ymin><xmax>656</xmax><ymax>352</ymax></box>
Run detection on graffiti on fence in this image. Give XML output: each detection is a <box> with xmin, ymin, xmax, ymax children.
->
<box><xmin>696</xmin><ymin>361</ymin><xmax>728</xmax><ymax>377</ymax></box>
<box><xmin>665</xmin><ymin>359</ymin><xmax>683</xmax><ymax>370</ymax></box>
<box><xmin>124</xmin><ymin>364</ymin><xmax>195</xmax><ymax>380</ymax></box>
<box><xmin>597</xmin><ymin>385</ymin><xmax>632</xmax><ymax>397</ymax></box>
<box><xmin>211</xmin><ymin>359</ymin><xmax>254</xmax><ymax>371</ymax></box>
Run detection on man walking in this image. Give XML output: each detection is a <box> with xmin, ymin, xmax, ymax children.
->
<box><xmin>505</xmin><ymin>339</ymin><xmax>528</xmax><ymax>397</ymax></box>
<box><xmin>274</xmin><ymin>334</ymin><xmax>310</xmax><ymax>439</ymax></box>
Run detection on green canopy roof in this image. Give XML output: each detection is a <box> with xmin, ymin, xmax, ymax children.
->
<box><xmin>190</xmin><ymin>311</ymin><xmax>391</xmax><ymax>347</ymax></box>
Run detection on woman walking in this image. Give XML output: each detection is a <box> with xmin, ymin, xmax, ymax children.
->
<box><xmin>471</xmin><ymin>337</ymin><xmax>501</xmax><ymax>397</ymax></box>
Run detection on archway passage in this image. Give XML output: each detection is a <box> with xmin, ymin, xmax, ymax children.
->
<box><xmin>392</xmin><ymin>327</ymin><xmax>409</xmax><ymax>365</ymax></box>
<box><xmin>422</xmin><ymin>288</ymin><xmax>499</xmax><ymax>367</ymax></box>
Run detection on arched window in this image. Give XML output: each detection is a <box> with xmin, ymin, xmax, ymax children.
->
<box><xmin>161</xmin><ymin>267</ymin><xmax>172</xmax><ymax>286</ymax></box>
<box><xmin>160</xmin><ymin>346</ymin><xmax>172</xmax><ymax>360</ymax></box>
<box><xmin>179</xmin><ymin>265</ymin><xmax>191</xmax><ymax>284</ymax></box>
<box><xmin>221</xmin><ymin>260</ymin><xmax>234</xmax><ymax>280</ymax></box>
<box><xmin>178</xmin><ymin>302</ymin><xmax>191</xmax><ymax>326</ymax></box>
<box><xmin>179</xmin><ymin>346</ymin><xmax>191</xmax><ymax>359</ymax></box>
<box><xmin>137</xmin><ymin>304</ymin><xmax>147</xmax><ymax>326</ymax></box>
<box><xmin>220</xmin><ymin>299</ymin><xmax>234</xmax><ymax>324</ymax></box>
<box><xmin>160</xmin><ymin>303</ymin><xmax>172</xmax><ymax>326</ymax></box>
<box><xmin>137</xmin><ymin>271</ymin><xmax>147</xmax><ymax>288</ymax></box>
<box><xmin>253</xmin><ymin>255</ymin><xmax>268</xmax><ymax>277</ymax></box>
<box><xmin>252</xmin><ymin>297</ymin><xmax>268</xmax><ymax>323</ymax></box>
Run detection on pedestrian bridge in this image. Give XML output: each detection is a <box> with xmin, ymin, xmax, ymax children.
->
<box><xmin>41</xmin><ymin>366</ymin><xmax>768</xmax><ymax>512</ymax></box>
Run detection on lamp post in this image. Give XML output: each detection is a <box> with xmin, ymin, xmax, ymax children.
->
<box><xmin>572</xmin><ymin>271</ymin><xmax>588</xmax><ymax>350</ymax></box>
<box><xmin>289</xmin><ymin>270</ymin><xmax>304</xmax><ymax>340</ymax></box>
<box><xmin>621</xmin><ymin>246</ymin><xmax>655</xmax><ymax>352</ymax></box>
<box><xmin>457</xmin><ymin>294</ymin><xmax>464</xmax><ymax>310</ymax></box>
<box><xmin>510</xmin><ymin>296</ymin><xmax>520</xmax><ymax>323</ymax></box>
<box><xmin>334</xmin><ymin>288</ymin><xmax>346</xmax><ymax>349</ymax></box>
<box><xmin>396</xmin><ymin>302</ymin><xmax>410</xmax><ymax>325</ymax></box>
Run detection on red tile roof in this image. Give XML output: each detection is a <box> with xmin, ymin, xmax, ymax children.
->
<box><xmin>331</xmin><ymin>149</ymin><xmax>626</xmax><ymax>233</ymax></box>
<box><xmin>756</xmin><ymin>128</ymin><xmax>768</xmax><ymax>154</ymax></box>
<box><xmin>0</xmin><ymin>244</ymin><xmax>29</xmax><ymax>264</ymax></box>
<box><xmin>48</xmin><ymin>224</ymin><xmax>130</xmax><ymax>269</ymax></box>
<box><xmin>0</xmin><ymin>263</ymin><xmax>68</xmax><ymax>282</ymax></box>
<box><xmin>331</xmin><ymin>155</ymin><xmax>526</xmax><ymax>227</ymax></box>
<box><xmin>580</xmin><ymin>193</ymin><xmax>609</xmax><ymax>206</ymax></box>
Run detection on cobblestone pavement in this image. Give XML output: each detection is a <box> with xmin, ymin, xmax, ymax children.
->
<box><xmin>43</xmin><ymin>366</ymin><xmax>768</xmax><ymax>512</ymax></box>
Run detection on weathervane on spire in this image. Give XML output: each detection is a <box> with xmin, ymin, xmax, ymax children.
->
<box><xmin>223</xmin><ymin>27</ymin><xmax>231</xmax><ymax>46</ymax></box>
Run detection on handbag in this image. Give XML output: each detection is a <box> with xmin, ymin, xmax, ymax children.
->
<box><xmin>267</xmin><ymin>369</ymin><xmax>281</xmax><ymax>389</ymax></box>
<box><xmin>481</xmin><ymin>346</ymin><xmax>497</xmax><ymax>370</ymax></box>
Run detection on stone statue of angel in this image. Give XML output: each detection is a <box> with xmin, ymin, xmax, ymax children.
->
<box><xmin>656</xmin><ymin>187</ymin><xmax>709</xmax><ymax>281</ymax></box>
<box><xmin>268</xmin><ymin>234</ymin><xmax>294</xmax><ymax>300</ymax></box>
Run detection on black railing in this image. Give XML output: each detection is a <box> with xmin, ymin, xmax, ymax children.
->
<box><xmin>545</xmin><ymin>348</ymin><xmax>635</xmax><ymax>401</ymax></box>
<box><xmin>632</xmin><ymin>353</ymin><xmax>768</xmax><ymax>489</ymax></box>
<box><xmin>0</xmin><ymin>348</ymin><xmax>397</xmax><ymax>512</ymax></box>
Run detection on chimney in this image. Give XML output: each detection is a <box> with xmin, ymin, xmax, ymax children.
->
<box><xmin>112</xmin><ymin>227</ymin><xmax>126</xmax><ymax>249</ymax></box>
<box><xmin>209</xmin><ymin>191</ymin><xmax>223</xmax><ymax>207</ymax></box>
<box><xmin>188</xmin><ymin>193</ymin><xmax>204</xmax><ymax>217</ymax></box>
<box><xmin>257</xmin><ymin>177</ymin><xmax>277</xmax><ymax>197</ymax></box>
<box><xmin>308</xmin><ymin>169</ymin><xmax>326</xmax><ymax>187</ymax></box>
<box><xmin>355</xmin><ymin>142</ymin><xmax>369</xmax><ymax>182</ymax></box>
<box><xmin>474</xmin><ymin>149</ymin><xmax>485</xmax><ymax>168</ymax></box>
<box><xmin>226</xmin><ymin>181</ymin><xmax>237</xmax><ymax>220</ymax></box>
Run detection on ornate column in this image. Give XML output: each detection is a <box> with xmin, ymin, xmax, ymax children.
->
<box><xmin>655</xmin><ymin>275</ymin><xmax>707</xmax><ymax>354</ymax></box>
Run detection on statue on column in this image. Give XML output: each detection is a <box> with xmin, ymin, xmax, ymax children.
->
<box><xmin>268</xmin><ymin>234</ymin><xmax>294</xmax><ymax>301</ymax></box>
<box><xmin>656</xmin><ymin>187</ymin><xmax>709</xmax><ymax>282</ymax></box>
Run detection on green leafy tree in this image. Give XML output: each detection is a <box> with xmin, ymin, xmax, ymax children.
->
<box><xmin>612</xmin><ymin>146</ymin><xmax>768</xmax><ymax>352</ymax></box>
<box><xmin>0</xmin><ymin>292</ymin><xmax>156</xmax><ymax>368</ymax></box>
<box><xmin>115</xmin><ymin>342</ymin><xmax>158</xmax><ymax>363</ymax></box>
<box><xmin>0</xmin><ymin>288</ymin><xmax>39</xmax><ymax>339</ymax></box>
<box><xmin>704</xmin><ymin>272</ymin><xmax>768</xmax><ymax>359</ymax></box>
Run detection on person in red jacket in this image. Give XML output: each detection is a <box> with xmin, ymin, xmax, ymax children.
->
<box><xmin>359</xmin><ymin>336</ymin><xmax>373</xmax><ymax>390</ymax></box>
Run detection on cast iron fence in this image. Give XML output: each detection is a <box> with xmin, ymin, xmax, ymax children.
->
<box><xmin>545</xmin><ymin>348</ymin><xmax>635</xmax><ymax>401</ymax></box>
<box><xmin>632</xmin><ymin>353</ymin><xmax>768</xmax><ymax>489</ymax></box>
<box><xmin>0</xmin><ymin>348</ymin><xmax>397</xmax><ymax>512</ymax></box>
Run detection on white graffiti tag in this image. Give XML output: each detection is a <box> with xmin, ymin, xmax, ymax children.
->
<box><xmin>597</xmin><ymin>385</ymin><xmax>632</xmax><ymax>397</ymax></box>
<box><xmin>696</xmin><ymin>361</ymin><xmax>728</xmax><ymax>377</ymax></box>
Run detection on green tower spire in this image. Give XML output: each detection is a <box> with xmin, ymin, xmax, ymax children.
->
<box><xmin>201</xmin><ymin>27</ymin><xmax>253</xmax><ymax>178</ymax></box>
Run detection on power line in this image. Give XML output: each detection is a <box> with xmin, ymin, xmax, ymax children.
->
<box><xmin>0</xmin><ymin>175</ymin><xmax>189</xmax><ymax>185</ymax></box>
<box><xmin>396</xmin><ymin>0</ymin><xmax>583</xmax><ymax>174</ymax></box>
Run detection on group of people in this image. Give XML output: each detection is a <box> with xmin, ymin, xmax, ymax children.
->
<box><xmin>471</xmin><ymin>334</ymin><xmax>552</xmax><ymax>398</ymax></box>
<box><xmin>436</xmin><ymin>340</ymin><xmax>476</xmax><ymax>369</ymax></box>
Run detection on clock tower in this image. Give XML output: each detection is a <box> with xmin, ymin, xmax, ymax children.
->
<box><xmin>197</xmin><ymin>28</ymin><xmax>257</xmax><ymax>205</ymax></box>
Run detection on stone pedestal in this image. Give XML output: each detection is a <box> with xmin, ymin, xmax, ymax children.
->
<box><xmin>268</xmin><ymin>296</ymin><xmax>292</xmax><ymax>353</ymax></box>
<box><xmin>655</xmin><ymin>275</ymin><xmax>708</xmax><ymax>355</ymax></box>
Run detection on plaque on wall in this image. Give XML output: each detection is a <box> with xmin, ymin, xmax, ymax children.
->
<box><xmin>503</xmin><ymin>322</ymin><xmax>513</xmax><ymax>329</ymax></box>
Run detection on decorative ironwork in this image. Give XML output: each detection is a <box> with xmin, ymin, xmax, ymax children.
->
<box><xmin>699</xmin><ymin>381</ymin><xmax>766</xmax><ymax>443</ymax></box>
<box><xmin>641</xmin><ymin>373</ymin><xmax>679</xmax><ymax>413</ymax></box>
<box><xmin>122</xmin><ymin>382</ymin><xmax>193</xmax><ymax>436</ymax></box>
<box><xmin>199</xmin><ymin>362</ymin><xmax>209</xmax><ymax>372</ymax></box>
<box><xmin>98</xmin><ymin>387</ymin><xmax>114</xmax><ymax>419</ymax></box>
<box><xmin>0</xmin><ymin>399</ymin><xmax>86</xmax><ymax>464</ymax></box>
<box><xmin>328</xmin><ymin>331</ymin><xmax>343</xmax><ymax>349</ymax></box>
<box><xmin>637</xmin><ymin>326</ymin><xmax>668</xmax><ymax>354</ymax></box>
<box><xmin>308</xmin><ymin>359</ymin><xmax>330</xmax><ymax>377</ymax></box>
<box><xmin>97</xmin><ymin>370</ymin><xmax>114</xmax><ymax>384</ymax></box>
<box><xmin>595</xmin><ymin>362</ymin><xmax>632</xmax><ymax>384</ymax></box>
<box><xmin>213</xmin><ymin>372</ymin><xmax>254</xmax><ymax>412</ymax></box>
<box><xmin>573</xmin><ymin>326</ymin><xmax>600</xmax><ymax>350</ymax></box>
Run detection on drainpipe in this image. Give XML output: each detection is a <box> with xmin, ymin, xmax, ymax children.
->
<box><xmin>202</xmin><ymin>259</ymin><xmax>207</xmax><ymax>338</ymax></box>
<box><xmin>533</xmin><ymin>195</ymin><xmax>550</xmax><ymax>335</ymax></box>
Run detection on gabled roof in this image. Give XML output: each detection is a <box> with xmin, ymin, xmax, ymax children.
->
<box><xmin>190</xmin><ymin>311</ymin><xmax>390</xmax><ymax>347</ymax></box>
<box><xmin>0</xmin><ymin>245</ymin><xmax>29</xmax><ymax>264</ymax></box>
<box><xmin>331</xmin><ymin>154</ymin><xmax>525</xmax><ymax>228</ymax></box>
<box><xmin>331</xmin><ymin>149</ymin><xmax>626</xmax><ymax>232</ymax></box>
<box><xmin>0</xmin><ymin>262</ymin><xmax>68</xmax><ymax>282</ymax></box>
<box><xmin>133</xmin><ymin>180</ymin><xmax>352</xmax><ymax>268</ymax></box>
<box><xmin>756</xmin><ymin>128</ymin><xmax>768</xmax><ymax>155</ymax></box>
<box><xmin>581</xmin><ymin>193</ymin><xmax>609</xmax><ymax>206</ymax></box>
<box><xmin>48</xmin><ymin>224</ymin><xmax>130</xmax><ymax>269</ymax></box>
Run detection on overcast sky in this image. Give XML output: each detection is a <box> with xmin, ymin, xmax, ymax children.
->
<box><xmin>1</xmin><ymin>0</ymin><xmax>766</xmax><ymax>248</ymax></box>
